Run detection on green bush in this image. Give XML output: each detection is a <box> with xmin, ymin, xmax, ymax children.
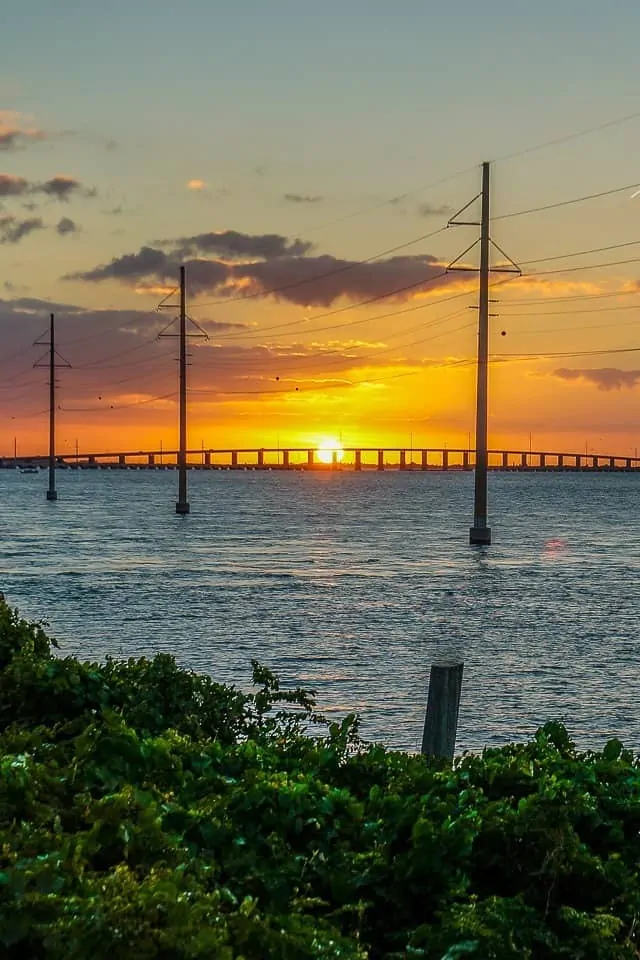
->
<box><xmin>1</xmin><ymin>601</ymin><xmax>639</xmax><ymax>958</ymax></box>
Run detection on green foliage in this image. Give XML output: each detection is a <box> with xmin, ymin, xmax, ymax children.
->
<box><xmin>1</xmin><ymin>600</ymin><xmax>640</xmax><ymax>958</ymax></box>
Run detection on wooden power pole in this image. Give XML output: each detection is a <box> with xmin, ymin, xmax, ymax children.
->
<box><xmin>446</xmin><ymin>162</ymin><xmax>520</xmax><ymax>545</ymax></box>
<box><xmin>158</xmin><ymin>265</ymin><xmax>208</xmax><ymax>514</ymax></box>
<box><xmin>176</xmin><ymin>265</ymin><xmax>189</xmax><ymax>515</ymax></box>
<box><xmin>35</xmin><ymin>313</ymin><xmax>69</xmax><ymax>501</ymax></box>
<box><xmin>470</xmin><ymin>162</ymin><xmax>491</xmax><ymax>544</ymax></box>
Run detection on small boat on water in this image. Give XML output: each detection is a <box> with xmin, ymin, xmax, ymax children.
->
<box><xmin>19</xmin><ymin>466</ymin><xmax>39</xmax><ymax>474</ymax></box>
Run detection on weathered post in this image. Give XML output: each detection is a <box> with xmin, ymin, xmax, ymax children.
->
<box><xmin>421</xmin><ymin>661</ymin><xmax>464</xmax><ymax>761</ymax></box>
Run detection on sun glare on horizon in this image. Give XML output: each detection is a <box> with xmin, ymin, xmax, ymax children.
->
<box><xmin>316</xmin><ymin>438</ymin><xmax>345</xmax><ymax>464</ymax></box>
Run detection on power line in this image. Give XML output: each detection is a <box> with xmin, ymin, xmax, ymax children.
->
<box><xmin>493</xmin><ymin>181</ymin><xmax>640</xmax><ymax>222</ymax></box>
<box><xmin>191</xmin><ymin>307</ymin><xmax>473</xmax><ymax>380</ymax></box>
<box><xmin>526</xmin><ymin>256</ymin><xmax>640</xmax><ymax>278</ymax></box>
<box><xmin>61</xmin><ymin>391</ymin><xmax>177</xmax><ymax>413</ymax></box>
<box><xmin>500</xmin><ymin>288</ymin><xmax>640</xmax><ymax>306</ymax></box>
<box><xmin>520</xmin><ymin>238</ymin><xmax>640</xmax><ymax>266</ymax></box>
<box><xmin>494</xmin><ymin>109</ymin><xmax>640</xmax><ymax>164</ymax></box>
<box><xmin>500</xmin><ymin>301</ymin><xmax>640</xmax><ymax>319</ymax></box>
<box><xmin>299</xmin><ymin>167</ymin><xmax>476</xmax><ymax>235</ymax></box>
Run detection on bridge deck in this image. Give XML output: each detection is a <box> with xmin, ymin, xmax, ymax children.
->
<box><xmin>4</xmin><ymin>447</ymin><xmax>640</xmax><ymax>472</ymax></box>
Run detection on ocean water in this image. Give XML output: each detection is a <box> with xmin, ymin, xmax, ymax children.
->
<box><xmin>1</xmin><ymin>468</ymin><xmax>639</xmax><ymax>753</ymax></box>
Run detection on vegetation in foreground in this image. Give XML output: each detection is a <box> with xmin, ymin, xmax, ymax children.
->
<box><xmin>1</xmin><ymin>601</ymin><xmax>640</xmax><ymax>958</ymax></box>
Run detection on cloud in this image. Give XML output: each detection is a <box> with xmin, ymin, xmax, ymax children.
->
<box><xmin>186</xmin><ymin>179</ymin><xmax>207</xmax><ymax>191</ymax></box>
<box><xmin>56</xmin><ymin>216</ymin><xmax>80</xmax><ymax>235</ymax></box>
<box><xmin>554</xmin><ymin>367</ymin><xmax>640</xmax><ymax>391</ymax></box>
<box><xmin>283</xmin><ymin>193</ymin><xmax>324</xmax><ymax>204</ymax></box>
<box><xmin>69</xmin><ymin>246</ymin><xmax>173</xmax><ymax>283</ymax></box>
<box><xmin>0</xmin><ymin>215</ymin><xmax>44</xmax><ymax>244</ymax></box>
<box><xmin>0</xmin><ymin>174</ymin><xmax>29</xmax><ymax>197</ymax></box>
<box><xmin>40</xmin><ymin>175</ymin><xmax>93</xmax><ymax>201</ymax></box>
<box><xmin>69</xmin><ymin>242</ymin><xmax>456</xmax><ymax>306</ymax></box>
<box><xmin>0</xmin><ymin>172</ymin><xmax>96</xmax><ymax>202</ymax></box>
<box><xmin>0</xmin><ymin>110</ymin><xmax>46</xmax><ymax>151</ymax></box>
<box><xmin>512</xmin><ymin>277</ymin><xmax>604</xmax><ymax>297</ymax></box>
<box><xmin>70</xmin><ymin>227</ymin><xmax>460</xmax><ymax>305</ymax></box>
<box><xmin>417</xmin><ymin>202</ymin><xmax>455</xmax><ymax>218</ymax></box>
<box><xmin>227</xmin><ymin>253</ymin><xmax>453</xmax><ymax>307</ymax></box>
<box><xmin>170</xmin><ymin>230</ymin><xmax>313</xmax><ymax>260</ymax></box>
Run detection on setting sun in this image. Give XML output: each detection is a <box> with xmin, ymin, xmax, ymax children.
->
<box><xmin>316</xmin><ymin>439</ymin><xmax>345</xmax><ymax>465</ymax></box>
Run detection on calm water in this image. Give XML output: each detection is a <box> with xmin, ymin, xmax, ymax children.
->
<box><xmin>1</xmin><ymin>468</ymin><xmax>639</xmax><ymax>753</ymax></box>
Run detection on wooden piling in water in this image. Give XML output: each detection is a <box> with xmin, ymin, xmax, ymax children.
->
<box><xmin>421</xmin><ymin>661</ymin><xmax>464</xmax><ymax>760</ymax></box>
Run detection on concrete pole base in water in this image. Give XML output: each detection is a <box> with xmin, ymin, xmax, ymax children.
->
<box><xmin>175</xmin><ymin>502</ymin><xmax>190</xmax><ymax>515</ymax></box>
<box><xmin>421</xmin><ymin>661</ymin><xmax>464</xmax><ymax>760</ymax></box>
<box><xmin>46</xmin><ymin>490</ymin><xmax>57</xmax><ymax>501</ymax></box>
<box><xmin>469</xmin><ymin>525</ymin><xmax>491</xmax><ymax>545</ymax></box>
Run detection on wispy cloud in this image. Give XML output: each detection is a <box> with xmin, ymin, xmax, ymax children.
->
<box><xmin>0</xmin><ymin>110</ymin><xmax>46</xmax><ymax>151</ymax></box>
<box><xmin>554</xmin><ymin>367</ymin><xmax>640</xmax><ymax>391</ymax></box>
<box><xmin>0</xmin><ymin>172</ymin><xmax>96</xmax><ymax>201</ymax></box>
<box><xmin>0</xmin><ymin>215</ymin><xmax>44</xmax><ymax>244</ymax></box>
<box><xmin>56</xmin><ymin>216</ymin><xmax>80</xmax><ymax>236</ymax></box>
<box><xmin>417</xmin><ymin>202</ymin><xmax>455</xmax><ymax>218</ymax></box>
<box><xmin>283</xmin><ymin>193</ymin><xmax>324</xmax><ymax>204</ymax></box>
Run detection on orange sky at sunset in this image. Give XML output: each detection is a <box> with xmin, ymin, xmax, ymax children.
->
<box><xmin>4</xmin><ymin>2</ymin><xmax>640</xmax><ymax>459</ymax></box>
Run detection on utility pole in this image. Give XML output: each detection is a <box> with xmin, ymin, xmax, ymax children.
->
<box><xmin>177</xmin><ymin>265</ymin><xmax>189</xmax><ymax>514</ymax></box>
<box><xmin>470</xmin><ymin>162</ymin><xmax>491</xmax><ymax>544</ymax></box>
<box><xmin>446</xmin><ymin>162</ymin><xmax>520</xmax><ymax>546</ymax></box>
<box><xmin>48</xmin><ymin>313</ymin><xmax>56</xmax><ymax>500</ymax></box>
<box><xmin>158</xmin><ymin>265</ymin><xmax>208</xmax><ymax>514</ymax></box>
<box><xmin>35</xmin><ymin>314</ymin><xmax>70</xmax><ymax>501</ymax></box>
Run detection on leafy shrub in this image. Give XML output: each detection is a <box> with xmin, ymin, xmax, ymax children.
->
<box><xmin>1</xmin><ymin>600</ymin><xmax>639</xmax><ymax>958</ymax></box>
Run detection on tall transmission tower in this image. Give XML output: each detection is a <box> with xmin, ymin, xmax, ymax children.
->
<box><xmin>158</xmin><ymin>265</ymin><xmax>208</xmax><ymax>515</ymax></box>
<box><xmin>34</xmin><ymin>313</ymin><xmax>70</xmax><ymax>501</ymax></box>
<box><xmin>447</xmin><ymin>162</ymin><xmax>520</xmax><ymax>545</ymax></box>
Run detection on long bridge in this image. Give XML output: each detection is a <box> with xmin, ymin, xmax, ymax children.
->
<box><xmin>5</xmin><ymin>447</ymin><xmax>640</xmax><ymax>471</ymax></box>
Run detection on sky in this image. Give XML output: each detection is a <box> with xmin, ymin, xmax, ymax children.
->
<box><xmin>3</xmin><ymin>0</ymin><xmax>640</xmax><ymax>457</ymax></box>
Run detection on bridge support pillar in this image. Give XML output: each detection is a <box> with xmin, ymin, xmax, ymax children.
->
<box><xmin>442</xmin><ymin>449</ymin><xmax>449</xmax><ymax>470</ymax></box>
<box><xmin>282</xmin><ymin>450</ymin><xmax>290</xmax><ymax>468</ymax></box>
<box><xmin>502</xmin><ymin>451</ymin><xmax>508</xmax><ymax>469</ymax></box>
<box><xmin>421</xmin><ymin>450</ymin><xmax>428</xmax><ymax>470</ymax></box>
<box><xmin>204</xmin><ymin>451</ymin><xmax>211</xmax><ymax>466</ymax></box>
<box><xmin>377</xmin><ymin>450</ymin><xmax>384</xmax><ymax>471</ymax></box>
<box><xmin>354</xmin><ymin>450</ymin><xmax>362</xmax><ymax>471</ymax></box>
<box><xmin>558</xmin><ymin>454</ymin><xmax>564</xmax><ymax>468</ymax></box>
<box><xmin>627</xmin><ymin>458</ymin><xmax>632</xmax><ymax>470</ymax></box>
<box><xmin>258</xmin><ymin>449</ymin><xmax>264</xmax><ymax>467</ymax></box>
<box><xmin>609</xmin><ymin>457</ymin><xmax>615</xmax><ymax>469</ymax></box>
<box><xmin>231</xmin><ymin>451</ymin><xmax>238</xmax><ymax>468</ymax></box>
<box><xmin>148</xmin><ymin>453</ymin><xmax>155</xmax><ymax>466</ymax></box>
<box><xmin>576</xmin><ymin>455</ymin><xmax>582</xmax><ymax>469</ymax></box>
<box><xmin>463</xmin><ymin>450</ymin><xmax>470</xmax><ymax>470</ymax></box>
<box><xmin>400</xmin><ymin>450</ymin><xmax>407</xmax><ymax>470</ymax></box>
<box><xmin>539</xmin><ymin>453</ymin><xmax>546</xmax><ymax>468</ymax></box>
<box><xmin>521</xmin><ymin>452</ymin><xmax>528</xmax><ymax>468</ymax></box>
<box><xmin>305</xmin><ymin>448</ymin><xmax>313</xmax><ymax>468</ymax></box>
<box><xmin>88</xmin><ymin>456</ymin><xmax>96</xmax><ymax>465</ymax></box>
<box><xmin>118</xmin><ymin>454</ymin><xmax>125</xmax><ymax>466</ymax></box>
<box><xmin>592</xmin><ymin>455</ymin><xmax>598</xmax><ymax>469</ymax></box>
